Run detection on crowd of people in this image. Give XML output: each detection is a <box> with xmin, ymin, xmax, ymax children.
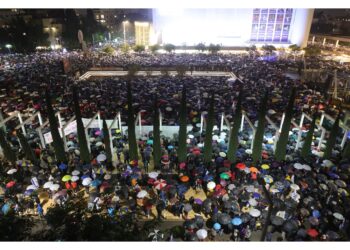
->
<box><xmin>0</xmin><ymin>50</ymin><xmax>350</xmax><ymax>241</ymax></box>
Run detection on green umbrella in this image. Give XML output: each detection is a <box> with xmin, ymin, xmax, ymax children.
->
<box><xmin>147</xmin><ymin>139</ymin><xmax>153</xmax><ymax>145</ymax></box>
<box><xmin>220</xmin><ymin>173</ymin><xmax>230</xmax><ymax>180</ymax></box>
<box><xmin>62</xmin><ymin>175</ymin><xmax>72</xmax><ymax>182</ymax></box>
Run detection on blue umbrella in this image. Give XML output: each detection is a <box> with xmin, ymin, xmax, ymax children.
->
<box><xmin>168</xmin><ymin>145</ymin><xmax>174</xmax><ymax>150</ymax></box>
<box><xmin>213</xmin><ymin>223</ymin><xmax>221</xmax><ymax>230</ymax></box>
<box><xmin>59</xmin><ymin>163</ymin><xmax>67</xmax><ymax>171</ymax></box>
<box><xmin>312</xmin><ymin>210</ymin><xmax>321</xmax><ymax>218</ymax></box>
<box><xmin>147</xmin><ymin>139</ymin><xmax>153</xmax><ymax>145</ymax></box>
<box><xmin>328</xmin><ymin>172</ymin><xmax>340</xmax><ymax>179</ymax></box>
<box><xmin>108</xmin><ymin>207</ymin><xmax>115</xmax><ymax>217</ymax></box>
<box><xmin>253</xmin><ymin>192</ymin><xmax>261</xmax><ymax>199</ymax></box>
<box><xmin>177</xmin><ymin>184</ymin><xmax>189</xmax><ymax>195</ymax></box>
<box><xmin>1</xmin><ymin>203</ymin><xmax>10</xmax><ymax>215</ymax></box>
<box><xmin>232</xmin><ymin>217</ymin><xmax>242</xmax><ymax>226</ymax></box>
<box><xmin>203</xmin><ymin>175</ymin><xmax>214</xmax><ymax>182</ymax></box>
<box><xmin>24</xmin><ymin>189</ymin><xmax>34</xmax><ymax>196</ymax></box>
<box><xmin>91</xmin><ymin>179</ymin><xmax>102</xmax><ymax>187</ymax></box>
<box><xmin>81</xmin><ymin>174</ymin><xmax>90</xmax><ymax>180</ymax></box>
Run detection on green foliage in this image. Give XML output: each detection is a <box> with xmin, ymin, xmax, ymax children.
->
<box><xmin>149</xmin><ymin>44</ymin><xmax>160</xmax><ymax>53</ymax></box>
<box><xmin>227</xmin><ymin>91</ymin><xmax>243</xmax><ymax>163</ymax></box>
<box><xmin>133</xmin><ymin>44</ymin><xmax>145</xmax><ymax>52</ymax></box>
<box><xmin>178</xmin><ymin>86</ymin><xmax>187</xmax><ymax>163</ymax></box>
<box><xmin>102</xmin><ymin>45</ymin><xmax>116</xmax><ymax>55</ymax></box>
<box><xmin>195</xmin><ymin>42</ymin><xmax>206</xmax><ymax>52</ymax></box>
<box><xmin>252</xmin><ymin>92</ymin><xmax>268</xmax><ymax>165</ymax></box>
<box><xmin>208</xmin><ymin>43</ymin><xmax>221</xmax><ymax>54</ymax></box>
<box><xmin>121</xmin><ymin>43</ymin><xmax>130</xmax><ymax>53</ymax></box>
<box><xmin>0</xmin><ymin>128</ymin><xmax>16</xmax><ymax>163</ymax></box>
<box><xmin>126</xmin><ymin>81</ymin><xmax>138</xmax><ymax>161</ymax></box>
<box><xmin>163</xmin><ymin>43</ymin><xmax>176</xmax><ymax>53</ymax></box>
<box><xmin>301</xmin><ymin>112</ymin><xmax>319</xmax><ymax>159</ymax></box>
<box><xmin>103</xmin><ymin>119</ymin><xmax>113</xmax><ymax>163</ymax></box>
<box><xmin>324</xmin><ymin>112</ymin><xmax>341</xmax><ymax>159</ymax></box>
<box><xmin>275</xmin><ymin>88</ymin><xmax>296</xmax><ymax>161</ymax></box>
<box><xmin>303</xmin><ymin>45</ymin><xmax>321</xmax><ymax>57</ymax></box>
<box><xmin>82</xmin><ymin>9</ymin><xmax>108</xmax><ymax>45</ymax></box>
<box><xmin>153</xmin><ymin>96</ymin><xmax>161</xmax><ymax>168</ymax></box>
<box><xmin>246</xmin><ymin>45</ymin><xmax>257</xmax><ymax>51</ymax></box>
<box><xmin>175</xmin><ymin>65</ymin><xmax>187</xmax><ymax>77</ymax></box>
<box><xmin>45</xmin><ymin>90</ymin><xmax>67</xmax><ymax>163</ymax></box>
<box><xmin>72</xmin><ymin>86</ymin><xmax>90</xmax><ymax>163</ymax></box>
<box><xmin>204</xmin><ymin>94</ymin><xmax>215</xmax><ymax>163</ymax></box>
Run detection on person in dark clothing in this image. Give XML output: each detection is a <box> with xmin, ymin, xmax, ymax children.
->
<box><xmin>156</xmin><ymin>199</ymin><xmax>166</xmax><ymax>220</ymax></box>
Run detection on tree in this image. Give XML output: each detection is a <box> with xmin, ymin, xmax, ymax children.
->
<box><xmin>163</xmin><ymin>43</ymin><xmax>175</xmax><ymax>53</ymax></box>
<box><xmin>178</xmin><ymin>86</ymin><xmax>187</xmax><ymax>163</ymax></box>
<box><xmin>227</xmin><ymin>91</ymin><xmax>243</xmax><ymax>163</ymax></box>
<box><xmin>62</xmin><ymin>9</ymin><xmax>81</xmax><ymax>49</ymax></box>
<box><xmin>153</xmin><ymin>96</ymin><xmax>161</xmax><ymax>169</ymax></box>
<box><xmin>275</xmin><ymin>88</ymin><xmax>296</xmax><ymax>161</ymax></box>
<box><xmin>133</xmin><ymin>44</ymin><xmax>145</xmax><ymax>53</ymax></box>
<box><xmin>175</xmin><ymin>65</ymin><xmax>187</xmax><ymax>77</ymax></box>
<box><xmin>102</xmin><ymin>45</ymin><xmax>116</xmax><ymax>55</ymax></box>
<box><xmin>17</xmin><ymin>131</ymin><xmax>37</xmax><ymax>163</ymax></box>
<box><xmin>301</xmin><ymin>112</ymin><xmax>319</xmax><ymax>159</ymax></box>
<box><xmin>203</xmin><ymin>93</ymin><xmax>215</xmax><ymax>164</ymax></box>
<box><xmin>195</xmin><ymin>43</ymin><xmax>206</xmax><ymax>52</ymax></box>
<box><xmin>103</xmin><ymin>119</ymin><xmax>112</xmax><ymax>164</ymax></box>
<box><xmin>160</xmin><ymin>68</ymin><xmax>170</xmax><ymax>77</ymax></box>
<box><xmin>0</xmin><ymin>128</ymin><xmax>16</xmax><ymax>163</ymax></box>
<box><xmin>82</xmin><ymin>9</ymin><xmax>107</xmax><ymax>45</ymax></box>
<box><xmin>342</xmin><ymin>139</ymin><xmax>350</xmax><ymax>160</ymax></box>
<box><xmin>208</xmin><ymin>43</ymin><xmax>221</xmax><ymax>54</ymax></box>
<box><xmin>72</xmin><ymin>86</ymin><xmax>90</xmax><ymax>163</ymax></box>
<box><xmin>45</xmin><ymin>90</ymin><xmax>67</xmax><ymax>163</ymax></box>
<box><xmin>149</xmin><ymin>44</ymin><xmax>160</xmax><ymax>53</ymax></box>
<box><xmin>323</xmin><ymin>111</ymin><xmax>341</xmax><ymax>159</ymax></box>
<box><xmin>126</xmin><ymin>80</ymin><xmax>138</xmax><ymax>161</ymax></box>
<box><xmin>252</xmin><ymin>92</ymin><xmax>268</xmax><ymax>166</ymax></box>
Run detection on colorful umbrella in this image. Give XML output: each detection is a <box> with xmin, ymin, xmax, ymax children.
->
<box><xmin>261</xmin><ymin>164</ymin><xmax>270</xmax><ymax>170</ymax></box>
<box><xmin>43</xmin><ymin>181</ymin><xmax>53</xmax><ymax>189</ymax></box>
<box><xmin>6</xmin><ymin>181</ymin><xmax>16</xmax><ymax>188</ymax></box>
<box><xmin>249</xmin><ymin>167</ymin><xmax>258</xmax><ymax>173</ymax></box>
<box><xmin>154</xmin><ymin>179</ymin><xmax>167</xmax><ymax>190</ymax></box>
<box><xmin>91</xmin><ymin>179</ymin><xmax>102</xmax><ymax>187</ymax></box>
<box><xmin>213</xmin><ymin>223</ymin><xmax>221</xmax><ymax>230</ymax></box>
<box><xmin>62</xmin><ymin>175</ymin><xmax>72</xmax><ymax>182</ymax></box>
<box><xmin>148</xmin><ymin>172</ymin><xmax>159</xmax><ymax>179</ymax></box>
<box><xmin>59</xmin><ymin>163</ymin><xmax>67</xmax><ymax>171</ymax></box>
<box><xmin>71</xmin><ymin>176</ymin><xmax>79</xmax><ymax>182</ymax></box>
<box><xmin>307</xmin><ymin>228</ymin><xmax>319</xmax><ymax>238</ymax></box>
<box><xmin>196</xmin><ymin>229</ymin><xmax>208</xmax><ymax>240</ymax></box>
<box><xmin>180</xmin><ymin>176</ymin><xmax>190</xmax><ymax>182</ymax></box>
<box><xmin>263</xmin><ymin>175</ymin><xmax>274</xmax><ymax>184</ymax></box>
<box><xmin>72</xmin><ymin>170</ymin><xmax>80</xmax><ymax>176</ymax></box>
<box><xmin>49</xmin><ymin>184</ymin><xmax>60</xmax><ymax>191</ymax></box>
<box><xmin>236</xmin><ymin>163</ymin><xmax>246</xmax><ymax>170</ymax></box>
<box><xmin>97</xmin><ymin>154</ymin><xmax>107</xmax><ymax>162</ymax></box>
<box><xmin>220</xmin><ymin>173</ymin><xmax>230</xmax><ymax>180</ymax></box>
<box><xmin>7</xmin><ymin>169</ymin><xmax>17</xmax><ymax>175</ymax></box>
<box><xmin>249</xmin><ymin>208</ymin><xmax>261</xmax><ymax>217</ymax></box>
<box><xmin>137</xmin><ymin>190</ymin><xmax>148</xmax><ymax>198</ymax></box>
<box><xmin>82</xmin><ymin>177</ymin><xmax>92</xmax><ymax>186</ymax></box>
<box><xmin>232</xmin><ymin>217</ymin><xmax>242</xmax><ymax>226</ymax></box>
<box><xmin>207</xmin><ymin>181</ymin><xmax>216</xmax><ymax>190</ymax></box>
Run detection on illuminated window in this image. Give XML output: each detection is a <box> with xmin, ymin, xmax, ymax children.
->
<box><xmin>101</xmin><ymin>14</ymin><xmax>104</xmax><ymax>19</ymax></box>
<box><xmin>251</xmin><ymin>8</ymin><xmax>293</xmax><ymax>43</ymax></box>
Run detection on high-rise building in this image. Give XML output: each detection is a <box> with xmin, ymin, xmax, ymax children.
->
<box><xmin>134</xmin><ymin>21</ymin><xmax>151</xmax><ymax>46</ymax></box>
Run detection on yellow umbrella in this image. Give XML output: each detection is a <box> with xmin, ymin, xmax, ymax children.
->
<box><xmin>261</xmin><ymin>164</ymin><xmax>270</xmax><ymax>170</ymax></box>
<box><xmin>62</xmin><ymin>175</ymin><xmax>72</xmax><ymax>182</ymax></box>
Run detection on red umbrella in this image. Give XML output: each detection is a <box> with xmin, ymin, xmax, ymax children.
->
<box><xmin>193</xmin><ymin>150</ymin><xmax>201</xmax><ymax>156</ymax></box>
<box><xmin>147</xmin><ymin>178</ymin><xmax>155</xmax><ymax>185</ymax></box>
<box><xmin>236</xmin><ymin>163</ymin><xmax>246</xmax><ymax>170</ymax></box>
<box><xmin>307</xmin><ymin>228</ymin><xmax>319</xmax><ymax>238</ymax></box>
<box><xmin>215</xmin><ymin>184</ymin><xmax>222</xmax><ymax>191</ymax></box>
<box><xmin>6</xmin><ymin>181</ymin><xmax>16</xmax><ymax>188</ymax></box>
<box><xmin>154</xmin><ymin>179</ymin><xmax>167</xmax><ymax>190</ymax></box>
<box><xmin>179</xmin><ymin>162</ymin><xmax>186</xmax><ymax>169</ymax></box>
<box><xmin>180</xmin><ymin>176</ymin><xmax>190</xmax><ymax>182</ymax></box>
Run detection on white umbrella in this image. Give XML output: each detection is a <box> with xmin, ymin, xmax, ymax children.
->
<box><xmin>137</xmin><ymin>190</ymin><xmax>148</xmax><ymax>199</ymax></box>
<box><xmin>245</xmin><ymin>185</ymin><xmax>255</xmax><ymax>193</ymax></box>
<box><xmin>72</xmin><ymin>170</ymin><xmax>80</xmax><ymax>176</ymax></box>
<box><xmin>268</xmin><ymin>109</ymin><xmax>276</xmax><ymax>115</ymax></box>
<box><xmin>43</xmin><ymin>181</ymin><xmax>53</xmax><ymax>189</ymax></box>
<box><xmin>82</xmin><ymin>178</ymin><xmax>92</xmax><ymax>186</ymax></box>
<box><xmin>26</xmin><ymin>185</ymin><xmax>38</xmax><ymax>191</ymax></box>
<box><xmin>212</xmin><ymin>135</ymin><xmax>219</xmax><ymax>141</ymax></box>
<box><xmin>249</xmin><ymin>208</ymin><xmax>261</xmax><ymax>217</ymax></box>
<box><xmin>228</xmin><ymin>184</ymin><xmax>236</xmax><ymax>190</ymax></box>
<box><xmin>293</xmin><ymin>163</ymin><xmax>303</xmax><ymax>170</ymax></box>
<box><xmin>104</xmin><ymin>174</ymin><xmax>111</xmax><ymax>180</ymax></box>
<box><xmin>96</xmin><ymin>141</ymin><xmax>103</xmax><ymax>147</ymax></box>
<box><xmin>333</xmin><ymin>213</ymin><xmax>344</xmax><ymax>221</ymax></box>
<box><xmin>207</xmin><ymin>181</ymin><xmax>216</xmax><ymax>190</ymax></box>
<box><xmin>74</xmin><ymin>149</ymin><xmax>80</xmax><ymax>155</ymax></box>
<box><xmin>249</xmin><ymin>198</ymin><xmax>258</xmax><ymax>207</ymax></box>
<box><xmin>290</xmin><ymin>184</ymin><xmax>300</xmax><ymax>191</ymax></box>
<box><xmin>245</xmin><ymin>149</ymin><xmax>252</xmax><ymax>155</ymax></box>
<box><xmin>302</xmin><ymin>164</ymin><xmax>311</xmax><ymax>171</ymax></box>
<box><xmin>188</xmin><ymin>134</ymin><xmax>194</xmax><ymax>139</ymax></box>
<box><xmin>97</xmin><ymin>154</ymin><xmax>107</xmax><ymax>162</ymax></box>
<box><xmin>148</xmin><ymin>172</ymin><xmax>159</xmax><ymax>179</ymax></box>
<box><xmin>7</xmin><ymin>168</ymin><xmax>17</xmax><ymax>175</ymax></box>
<box><xmin>49</xmin><ymin>184</ymin><xmax>60</xmax><ymax>191</ymax></box>
<box><xmin>196</xmin><ymin>229</ymin><xmax>208</xmax><ymax>240</ymax></box>
<box><xmin>71</xmin><ymin>176</ymin><xmax>80</xmax><ymax>182</ymax></box>
<box><xmin>322</xmin><ymin>159</ymin><xmax>333</xmax><ymax>168</ymax></box>
<box><xmin>219</xmin><ymin>152</ymin><xmax>226</xmax><ymax>157</ymax></box>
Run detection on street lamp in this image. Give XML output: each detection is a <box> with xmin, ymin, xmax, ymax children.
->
<box><xmin>5</xmin><ymin>44</ymin><xmax>12</xmax><ymax>53</ymax></box>
<box><xmin>123</xmin><ymin>20</ymin><xmax>129</xmax><ymax>45</ymax></box>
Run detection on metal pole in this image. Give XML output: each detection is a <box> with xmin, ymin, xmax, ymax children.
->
<box><xmin>62</xmin><ymin>127</ymin><xmax>67</xmax><ymax>151</ymax></box>
<box><xmin>240</xmin><ymin>113</ymin><xmax>244</xmax><ymax>132</ymax></box>
<box><xmin>0</xmin><ymin>110</ymin><xmax>5</xmax><ymax>130</ymax></box>
<box><xmin>159</xmin><ymin>109</ymin><xmax>162</xmax><ymax>131</ymax></box>
<box><xmin>220</xmin><ymin>112</ymin><xmax>224</xmax><ymax>132</ymax></box>
<box><xmin>38</xmin><ymin>112</ymin><xmax>43</xmax><ymax>126</ymax></box>
<box><xmin>118</xmin><ymin>112</ymin><xmax>122</xmax><ymax>135</ymax></box>
<box><xmin>341</xmin><ymin>130</ymin><xmax>348</xmax><ymax>149</ymax></box>
<box><xmin>37</xmin><ymin>128</ymin><xmax>46</xmax><ymax>149</ymax></box>
<box><xmin>98</xmin><ymin>112</ymin><xmax>102</xmax><ymax>130</ymax></box>
<box><xmin>108</xmin><ymin>127</ymin><xmax>114</xmax><ymax>162</ymax></box>
<box><xmin>138</xmin><ymin>112</ymin><xmax>142</xmax><ymax>136</ymax></box>
<box><xmin>57</xmin><ymin>112</ymin><xmax>63</xmax><ymax>129</ymax></box>
<box><xmin>85</xmin><ymin>128</ymin><xmax>91</xmax><ymax>153</ymax></box>
<box><xmin>318</xmin><ymin>129</ymin><xmax>326</xmax><ymax>151</ymax></box>
<box><xmin>17</xmin><ymin>113</ymin><xmax>26</xmax><ymax>136</ymax></box>
<box><xmin>200</xmin><ymin>113</ymin><xmax>204</xmax><ymax>134</ymax></box>
<box><xmin>279</xmin><ymin>113</ymin><xmax>285</xmax><ymax>133</ymax></box>
<box><xmin>320</xmin><ymin>112</ymin><xmax>325</xmax><ymax>127</ymax></box>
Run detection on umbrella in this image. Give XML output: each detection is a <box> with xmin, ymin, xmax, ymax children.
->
<box><xmin>290</xmin><ymin>184</ymin><xmax>300</xmax><ymax>191</ymax></box>
<box><xmin>307</xmin><ymin>228</ymin><xmax>319</xmax><ymax>238</ymax></box>
<box><xmin>71</xmin><ymin>176</ymin><xmax>79</xmax><ymax>182</ymax></box>
<box><xmin>62</xmin><ymin>175</ymin><xmax>72</xmax><ymax>182</ymax></box>
<box><xmin>308</xmin><ymin>217</ymin><xmax>319</xmax><ymax>226</ymax></box>
<box><xmin>213</xmin><ymin>223</ymin><xmax>221</xmax><ymax>230</ymax></box>
<box><xmin>317</xmin><ymin>174</ymin><xmax>327</xmax><ymax>183</ymax></box>
<box><xmin>43</xmin><ymin>181</ymin><xmax>53</xmax><ymax>189</ymax></box>
<box><xmin>335</xmin><ymin>180</ymin><xmax>346</xmax><ymax>188</ymax></box>
<box><xmin>82</xmin><ymin>177</ymin><xmax>92</xmax><ymax>186</ymax></box>
<box><xmin>6</xmin><ymin>181</ymin><xmax>16</xmax><ymax>188</ymax></box>
<box><xmin>333</xmin><ymin>212</ymin><xmax>344</xmax><ymax>220</ymax></box>
<box><xmin>196</xmin><ymin>229</ymin><xmax>208</xmax><ymax>240</ymax></box>
<box><xmin>148</xmin><ymin>172</ymin><xmax>159</xmax><ymax>179</ymax></box>
<box><xmin>104</xmin><ymin>174</ymin><xmax>111</xmax><ymax>180</ymax></box>
<box><xmin>194</xmin><ymin>198</ymin><xmax>203</xmax><ymax>205</ymax></box>
<box><xmin>296</xmin><ymin>228</ymin><xmax>308</xmax><ymax>239</ymax></box>
<box><xmin>218</xmin><ymin>213</ymin><xmax>231</xmax><ymax>225</ymax></box>
<box><xmin>236</xmin><ymin>163</ymin><xmax>246</xmax><ymax>170</ymax></box>
<box><xmin>300</xmin><ymin>208</ymin><xmax>310</xmax><ymax>217</ymax></box>
<box><xmin>7</xmin><ymin>168</ymin><xmax>17</xmax><ymax>175</ymax></box>
<box><xmin>91</xmin><ymin>179</ymin><xmax>102</xmax><ymax>187</ymax></box>
<box><xmin>249</xmin><ymin>198</ymin><xmax>258</xmax><ymax>207</ymax></box>
<box><xmin>203</xmin><ymin>174</ymin><xmax>214</xmax><ymax>182</ymax></box>
<box><xmin>59</xmin><ymin>163</ymin><xmax>67</xmax><ymax>171</ymax></box>
<box><xmin>219</xmin><ymin>152</ymin><xmax>226</xmax><ymax>157</ymax></box>
<box><xmin>263</xmin><ymin>175</ymin><xmax>274</xmax><ymax>184</ymax></box>
<box><xmin>302</xmin><ymin>164</ymin><xmax>311</xmax><ymax>171</ymax></box>
<box><xmin>241</xmin><ymin>213</ymin><xmax>251</xmax><ymax>223</ymax></box>
<box><xmin>72</xmin><ymin>170</ymin><xmax>80</xmax><ymax>176</ymax></box>
<box><xmin>1</xmin><ymin>203</ymin><xmax>11</xmax><ymax>215</ymax></box>
<box><xmin>261</xmin><ymin>164</ymin><xmax>270</xmax><ymax>170</ymax></box>
<box><xmin>326</xmin><ymin>231</ymin><xmax>340</xmax><ymax>240</ymax></box>
<box><xmin>228</xmin><ymin>184</ymin><xmax>235</xmax><ymax>190</ymax></box>
<box><xmin>81</xmin><ymin>174</ymin><xmax>90</xmax><ymax>180</ymax></box>
<box><xmin>147</xmin><ymin>139</ymin><xmax>153</xmax><ymax>145</ymax></box>
<box><xmin>26</xmin><ymin>185</ymin><xmax>38</xmax><ymax>191</ymax></box>
<box><xmin>154</xmin><ymin>179</ymin><xmax>167</xmax><ymax>190</ymax></box>
<box><xmin>271</xmin><ymin>215</ymin><xmax>284</xmax><ymax>226</ymax></box>
<box><xmin>203</xmin><ymin>199</ymin><xmax>212</xmax><ymax>208</ymax></box>
<box><xmin>180</xmin><ymin>176</ymin><xmax>190</xmax><ymax>182</ymax></box>
<box><xmin>274</xmin><ymin>181</ymin><xmax>284</xmax><ymax>189</ymax></box>
<box><xmin>232</xmin><ymin>217</ymin><xmax>242</xmax><ymax>226</ymax></box>
<box><xmin>293</xmin><ymin>163</ymin><xmax>303</xmax><ymax>170</ymax></box>
<box><xmin>207</xmin><ymin>181</ymin><xmax>216</xmax><ymax>190</ymax></box>
<box><xmin>184</xmin><ymin>203</ymin><xmax>193</xmax><ymax>212</ymax></box>
<box><xmin>97</xmin><ymin>154</ymin><xmax>107</xmax><ymax>162</ymax></box>
<box><xmin>249</xmin><ymin>208</ymin><xmax>261</xmax><ymax>217</ymax></box>
<box><xmin>283</xmin><ymin>220</ymin><xmax>298</xmax><ymax>233</ymax></box>
<box><xmin>220</xmin><ymin>173</ymin><xmax>230</xmax><ymax>180</ymax></box>
<box><xmin>312</xmin><ymin>210</ymin><xmax>321</xmax><ymax>218</ymax></box>
<box><xmin>49</xmin><ymin>184</ymin><xmax>60</xmax><ymax>191</ymax></box>
<box><xmin>137</xmin><ymin>190</ymin><xmax>148</xmax><ymax>198</ymax></box>
<box><xmin>249</xmin><ymin>167</ymin><xmax>258</xmax><ymax>173</ymax></box>
<box><xmin>245</xmin><ymin>185</ymin><xmax>255</xmax><ymax>193</ymax></box>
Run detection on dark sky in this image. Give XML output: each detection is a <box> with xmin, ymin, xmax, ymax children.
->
<box><xmin>314</xmin><ymin>9</ymin><xmax>350</xmax><ymax>17</ymax></box>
